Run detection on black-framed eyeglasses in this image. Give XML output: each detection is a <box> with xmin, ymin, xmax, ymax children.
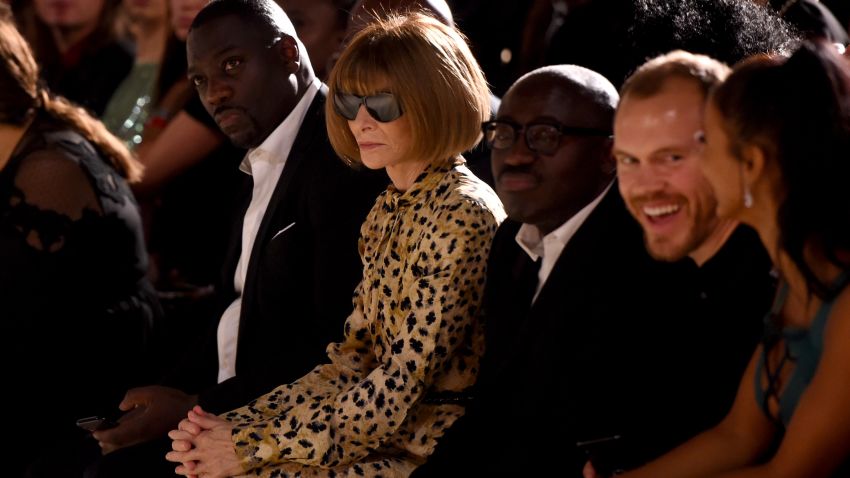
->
<box><xmin>333</xmin><ymin>91</ymin><xmax>403</xmax><ymax>123</ymax></box>
<box><xmin>481</xmin><ymin>119</ymin><xmax>612</xmax><ymax>155</ymax></box>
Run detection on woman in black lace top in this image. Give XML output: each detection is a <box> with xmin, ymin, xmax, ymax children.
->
<box><xmin>0</xmin><ymin>5</ymin><xmax>161</xmax><ymax>474</ymax></box>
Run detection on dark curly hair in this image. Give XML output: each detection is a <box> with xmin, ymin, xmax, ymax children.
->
<box><xmin>547</xmin><ymin>0</ymin><xmax>800</xmax><ymax>87</ymax></box>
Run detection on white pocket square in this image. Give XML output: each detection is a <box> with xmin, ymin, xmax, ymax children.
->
<box><xmin>271</xmin><ymin>222</ymin><xmax>296</xmax><ymax>240</ymax></box>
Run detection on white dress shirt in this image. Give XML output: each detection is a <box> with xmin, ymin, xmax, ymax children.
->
<box><xmin>216</xmin><ymin>79</ymin><xmax>320</xmax><ymax>383</ymax></box>
<box><xmin>515</xmin><ymin>182</ymin><xmax>613</xmax><ymax>303</ymax></box>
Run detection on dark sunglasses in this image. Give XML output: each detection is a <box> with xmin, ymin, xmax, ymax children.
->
<box><xmin>481</xmin><ymin>119</ymin><xmax>612</xmax><ymax>155</ymax></box>
<box><xmin>333</xmin><ymin>92</ymin><xmax>403</xmax><ymax>123</ymax></box>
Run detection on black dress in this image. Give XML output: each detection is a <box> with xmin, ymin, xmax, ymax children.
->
<box><xmin>0</xmin><ymin>116</ymin><xmax>161</xmax><ymax>474</ymax></box>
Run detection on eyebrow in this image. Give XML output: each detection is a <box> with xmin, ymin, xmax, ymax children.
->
<box><xmin>612</xmin><ymin>147</ymin><xmax>645</xmax><ymax>161</ymax></box>
<box><xmin>187</xmin><ymin>45</ymin><xmax>241</xmax><ymax>76</ymax></box>
<box><xmin>652</xmin><ymin>145</ymin><xmax>694</xmax><ymax>155</ymax></box>
<box><xmin>612</xmin><ymin>146</ymin><xmax>692</xmax><ymax>158</ymax></box>
<box><xmin>213</xmin><ymin>45</ymin><xmax>240</xmax><ymax>57</ymax></box>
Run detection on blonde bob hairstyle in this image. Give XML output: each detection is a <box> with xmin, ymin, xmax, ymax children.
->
<box><xmin>326</xmin><ymin>12</ymin><xmax>490</xmax><ymax>167</ymax></box>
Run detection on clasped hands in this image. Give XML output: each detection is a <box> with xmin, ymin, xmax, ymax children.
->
<box><xmin>165</xmin><ymin>405</ymin><xmax>243</xmax><ymax>478</ymax></box>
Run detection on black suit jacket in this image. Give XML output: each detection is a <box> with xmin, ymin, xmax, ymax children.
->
<box><xmin>164</xmin><ymin>86</ymin><xmax>387</xmax><ymax>414</ymax></box>
<box><xmin>435</xmin><ymin>185</ymin><xmax>772</xmax><ymax>477</ymax></box>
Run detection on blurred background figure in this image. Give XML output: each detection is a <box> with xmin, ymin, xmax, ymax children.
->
<box><xmin>28</xmin><ymin>0</ymin><xmax>133</xmax><ymax>115</ymax></box>
<box><xmin>543</xmin><ymin>0</ymin><xmax>798</xmax><ymax>88</ymax></box>
<box><xmin>445</xmin><ymin>0</ymin><xmax>532</xmax><ymax>96</ymax></box>
<box><xmin>101</xmin><ymin>0</ymin><xmax>171</xmax><ymax>150</ymax></box>
<box><xmin>133</xmin><ymin>0</ymin><xmax>213</xmax><ymax>177</ymax></box>
<box><xmin>348</xmin><ymin>0</ymin><xmax>451</xmax><ymax>33</ymax></box>
<box><xmin>278</xmin><ymin>0</ymin><xmax>356</xmax><ymax>81</ymax></box>
<box><xmin>0</xmin><ymin>4</ymin><xmax>160</xmax><ymax>476</ymax></box>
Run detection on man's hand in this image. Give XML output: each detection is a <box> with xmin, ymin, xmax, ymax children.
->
<box><xmin>583</xmin><ymin>461</ymin><xmax>608</xmax><ymax>478</ymax></box>
<box><xmin>166</xmin><ymin>406</ymin><xmax>243</xmax><ymax>478</ymax></box>
<box><xmin>93</xmin><ymin>385</ymin><xmax>198</xmax><ymax>454</ymax></box>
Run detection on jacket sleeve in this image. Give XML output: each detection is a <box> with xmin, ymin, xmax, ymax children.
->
<box><xmin>223</xmin><ymin>197</ymin><xmax>500</xmax><ymax>472</ymax></box>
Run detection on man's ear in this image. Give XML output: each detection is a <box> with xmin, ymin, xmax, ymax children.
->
<box><xmin>277</xmin><ymin>35</ymin><xmax>301</xmax><ymax>74</ymax></box>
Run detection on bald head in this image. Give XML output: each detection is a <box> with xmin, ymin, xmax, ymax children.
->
<box><xmin>347</xmin><ymin>0</ymin><xmax>452</xmax><ymax>37</ymax></box>
<box><xmin>505</xmin><ymin>64</ymin><xmax>619</xmax><ymax>130</ymax></box>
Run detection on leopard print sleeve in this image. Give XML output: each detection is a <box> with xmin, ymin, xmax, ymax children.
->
<box><xmin>224</xmin><ymin>161</ymin><xmax>505</xmax><ymax>475</ymax></box>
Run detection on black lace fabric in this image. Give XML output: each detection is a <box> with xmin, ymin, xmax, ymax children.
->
<box><xmin>5</xmin><ymin>148</ymin><xmax>103</xmax><ymax>252</ymax></box>
<box><xmin>0</xmin><ymin>121</ymin><xmax>162</xmax><ymax>471</ymax></box>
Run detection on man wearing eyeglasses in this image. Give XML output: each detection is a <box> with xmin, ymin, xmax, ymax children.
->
<box><xmin>90</xmin><ymin>1</ymin><xmax>386</xmax><ymax>476</ymax></box>
<box><xmin>421</xmin><ymin>64</ymin><xmax>676</xmax><ymax>476</ymax></box>
<box><xmin>481</xmin><ymin>64</ymin><xmax>621</xmax><ymax>304</ymax></box>
<box><xmin>481</xmin><ymin>64</ymin><xmax>655</xmax><ymax>475</ymax></box>
<box><xmin>433</xmin><ymin>62</ymin><xmax>769</xmax><ymax>477</ymax></box>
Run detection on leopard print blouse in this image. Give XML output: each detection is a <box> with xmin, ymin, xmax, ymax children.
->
<box><xmin>224</xmin><ymin>157</ymin><xmax>505</xmax><ymax>477</ymax></box>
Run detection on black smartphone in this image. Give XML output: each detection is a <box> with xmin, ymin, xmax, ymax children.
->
<box><xmin>76</xmin><ymin>415</ymin><xmax>119</xmax><ymax>432</ymax></box>
<box><xmin>576</xmin><ymin>434</ymin><xmax>626</xmax><ymax>477</ymax></box>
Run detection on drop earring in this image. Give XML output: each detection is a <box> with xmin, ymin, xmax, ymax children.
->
<box><xmin>743</xmin><ymin>185</ymin><xmax>754</xmax><ymax>208</ymax></box>
<box><xmin>740</xmin><ymin>162</ymin><xmax>753</xmax><ymax>208</ymax></box>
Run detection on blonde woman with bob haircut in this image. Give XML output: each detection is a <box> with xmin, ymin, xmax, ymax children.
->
<box><xmin>325</xmin><ymin>11</ymin><xmax>489</xmax><ymax>172</ymax></box>
<box><xmin>166</xmin><ymin>12</ymin><xmax>505</xmax><ymax>478</ymax></box>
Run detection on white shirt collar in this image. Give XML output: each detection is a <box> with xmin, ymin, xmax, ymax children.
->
<box><xmin>217</xmin><ymin>78</ymin><xmax>321</xmax><ymax>384</ymax></box>
<box><xmin>516</xmin><ymin>181</ymin><xmax>613</xmax><ymax>300</ymax></box>
<box><xmin>239</xmin><ymin>78</ymin><xmax>321</xmax><ymax>175</ymax></box>
<box><xmin>516</xmin><ymin>181</ymin><xmax>613</xmax><ymax>261</ymax></box>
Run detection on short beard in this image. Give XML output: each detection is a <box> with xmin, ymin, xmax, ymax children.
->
<box><xmin>643</xmin><ymin>229</ymin><xmax>705</xmax><ymax>263</ymax></box>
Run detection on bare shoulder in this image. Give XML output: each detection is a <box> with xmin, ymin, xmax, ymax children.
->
<box><xmin>825</xmin><ymin>284</ymin><xmax>850</xmax><ymax>338</ymax></box>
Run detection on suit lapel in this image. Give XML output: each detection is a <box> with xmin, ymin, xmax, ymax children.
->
<box><xmin>240</xmin><ymin>86</ymin><xmax>328</xmax><ymax>319</ymax></box>
<box><xmin>516</xmin><ymin>253</ymin><xmax>541</xmax><ymax>313</ymax></box>
<box><xmin>483</xmin><ymin>221</ymin><xmax>538</xmax><ymax>374</ymax></box>
<box><xmin>530</xmin><ymin>185</ymin><xmax>623</xmax><ymax>314</ymax></box>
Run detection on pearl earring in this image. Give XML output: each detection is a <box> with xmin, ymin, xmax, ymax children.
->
<box><xmin>743</xmin><ymin>185</ymin><xmax>753</xmax><ymax>209</ymax></box>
